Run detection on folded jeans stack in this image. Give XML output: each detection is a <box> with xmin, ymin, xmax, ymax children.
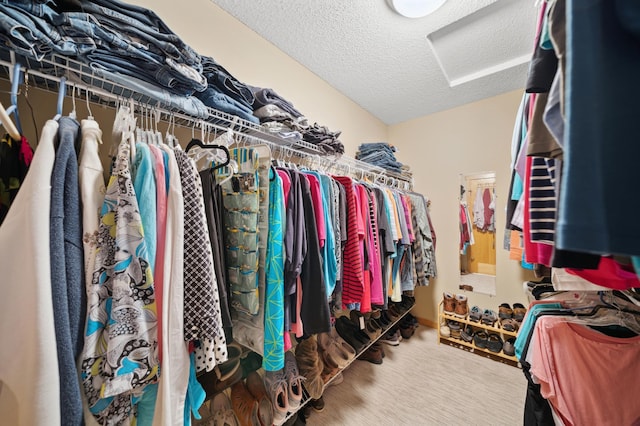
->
<box><xmin>0</xmin><ymin>0</ymin><xmax>261</xmax><ymax>124</ymax></box>
<box><xmin>0</xmin><ymin>0</ymin><xmax>218</xmax><ymax>118</ymax></box>
<box><xmin>196</xmin><ymin>56</ymin><xmax>259</xmax><ymax>124</ymax></box>
<box><xmin>356</xmin><ymin>142</ymin><xmax>405</xmax><ymax>174</ymax></box>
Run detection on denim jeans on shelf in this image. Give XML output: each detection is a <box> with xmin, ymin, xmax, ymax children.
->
<box><xmin>57</xmin><ymin>15</ymin><xmax>206</xmax><ymax>93</ymax></box>
<box><xmin>83</xmin><ymin>0</ymin><xmax>200</xmax><ymax>65</ymax></box>
<box><xmin>196</xmin><ymin>87</ymin><xmax>259</xmax><ymax>124</ymax></box>
<box><xmin>87</xmin><ymin>49</ymin><xmax>204</xmax><ymax>96</ymax></box>
<box><xmin>69</xmin><ymin>6</ymin><xmax>200</xmax><ymax>68</ymax></box>
<box><xmin>0</xmin><ymin>3</ymin><xmax>78</xmax><ymax>60</ymax></box>
<box><xmin>8</xmin><ymin>0</ymin><xmax>201</xmax><ymax>69</ymax></box>
<box><xmin>201</xmin><ymin>56</ymin><xmax>254</xmax><ymax>108</ymax></box>
<box><xmin>359</xmin><ymin>142</ymin><xmax>396</xmax><ymax>150</ymax></box>
<box><xmin>83</xmin><ymin>66</ymin><xmax>210</xmax><ymax>119</ymax></box>
<box><xmin>358</xmin><ymin>145</ymin><xmax>396</xmax><ymax>156</ymax></box>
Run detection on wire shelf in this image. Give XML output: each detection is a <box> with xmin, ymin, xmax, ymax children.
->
<box><xmin>0</xmin><ymin>48</ymin><xmax>413</xmax><ymax>189</ymax></box>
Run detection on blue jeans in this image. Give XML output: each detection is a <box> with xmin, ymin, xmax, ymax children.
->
<box><xmin>196</xmin><ymin>87</ymin><xmax>259</xmax><ymax>124</ymax></box>
<box><xmin>83</xmin><ymin>0</ymin><xmax>200</xmax><ymax>65</ymax></box>
<box><xmin>0</xmin><ymin>3</ymin><xmax>78</xmax><ymax>60</ymax></box>
<box><xmin>86</xmin><ymin>66</ymin><xmax>210</xmax><ymax>119</ymax></box>
<box><xmin>68</xmin><ymin>5</ymin><xmax>200</xmax><ymax>67</ymax></box>
<box><xmin>56</xmin><ymin>16</ymin><xmax>206</xmax><ymax>94</ymax></box>
<box><xmin>87</xmin><ymin>49</ymin><xmax>204</xmax><ymax>96</ymax></box>
<box><xmin>201</xmin><ymin>56</ymin><xmax>254</xmax><ymax>109</ymax></box>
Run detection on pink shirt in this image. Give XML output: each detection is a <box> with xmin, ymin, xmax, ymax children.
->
<box><xmin>531</xmin><ymin>316</ymin><xmax>640</xmax><ymax>426</ymax></box>
<box><xmin>368</xmin><ymin>191</ymin><xmax>383</xmax><ymax>305</ymax></box>
<box><xmin>148</xmin><ymin>144</ymin><xmax>167</xmax><ymax>362</ymax></box>
<box><xmin>277</xmin><ymin>170</ymin><xmax>291</xmax><ymax>209</ymax></box>
<box><xmin>567</xmin><ymin>257</ymin><xmax>640</xmax><ymax>291</ymax></box>
<box><xmin>401</xmin><ymin>195</ymin><xmax>414</xmax><ymax>243</ymax></box>
<box><xmin>356</xmin><ymin>184</ymin><xmax>372</xmax><ymax>312</ymax></box>
<box><xmin>304</xmin><ymin>173</ymin><xmax>326</xmax><ymax>248</ymax></box>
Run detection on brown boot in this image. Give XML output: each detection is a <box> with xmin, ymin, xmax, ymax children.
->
<box><xmin>454</xmin><ymin>294</ymin><xmax>468</xmax><ymax>318</ymax></box>
<box><xmin>443</xmin><ymin>292</ymin><xmax>457</xmax><ymax>314</ymax></box>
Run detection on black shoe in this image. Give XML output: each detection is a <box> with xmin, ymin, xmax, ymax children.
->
<box><xmin>335</xmin><ymin>316</ymin><xmax>369</xmax><ymax>352</ymax></box>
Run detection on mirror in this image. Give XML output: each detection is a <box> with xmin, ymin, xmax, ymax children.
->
<box><xmin>459</xmin><ymin>171</ymin><xmax>496</xmax><ymax>296</ymax></box>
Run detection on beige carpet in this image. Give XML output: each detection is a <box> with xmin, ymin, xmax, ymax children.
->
<box><xmin>307</xmin><ymin>327</ymin><xmax>526</xmax><ymax>426</ymax></box>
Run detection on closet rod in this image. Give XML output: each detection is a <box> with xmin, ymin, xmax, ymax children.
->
<box><xmin>0</xmin><ymin>52</ymin><xmax>414</xmax><ymax>190</ymax></box>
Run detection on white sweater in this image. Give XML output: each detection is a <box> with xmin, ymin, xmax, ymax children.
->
<box><xmin>0</xmin><ymin>121</ymin><xmax>61</xmax><ymax>426</ymax></box>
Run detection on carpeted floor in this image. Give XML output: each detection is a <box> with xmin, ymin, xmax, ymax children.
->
<box><xmin>307</xmin><ymin>327</ymin><xmax>526</xmax><ymax>426</ymax></box>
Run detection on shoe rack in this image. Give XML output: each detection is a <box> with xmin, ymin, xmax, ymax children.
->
<box><xmin>437</xmin><ymin>301</ymin><xmax>520</xmax><ymax>368</ymax></box>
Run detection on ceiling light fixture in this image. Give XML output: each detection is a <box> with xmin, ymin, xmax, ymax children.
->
<box><xmin>386</xmin><ymin>0</ymin><xmax>447</xmax><ymax>18</ymax></box>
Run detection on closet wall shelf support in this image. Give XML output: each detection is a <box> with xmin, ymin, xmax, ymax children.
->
<box><xmin>0</xmin><ymin>49</ymin><xmax>414</xmax><ymax>190</ymax></box>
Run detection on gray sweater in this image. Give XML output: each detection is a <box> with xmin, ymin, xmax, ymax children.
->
<box><xmin>50</xmin><ymin>117</ymin><xmax>85</xmax><ymax>426</ymax></box>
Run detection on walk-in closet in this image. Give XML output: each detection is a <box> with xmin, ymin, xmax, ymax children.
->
<box><xmin>0</xmin><ymin>1</ymin><xmax>638</xmax><ymax>425</ymax></box>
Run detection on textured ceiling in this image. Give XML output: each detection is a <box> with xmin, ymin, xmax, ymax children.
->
<box><xmin>211</xmin><ymin>0</ymin><xmax>537</xmax><ymax>125</ymax></box>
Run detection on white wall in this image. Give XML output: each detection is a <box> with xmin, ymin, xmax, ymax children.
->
<box><xmin>389</xmin><ymin>90</ymin><xmax>534</xmax><ymax>324</ymax></box>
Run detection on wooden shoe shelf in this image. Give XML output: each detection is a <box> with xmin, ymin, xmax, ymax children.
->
<box><xmin>437</xmin><ymin>301</ymin><xmax>520</xmax><ymax>368</ymax></box>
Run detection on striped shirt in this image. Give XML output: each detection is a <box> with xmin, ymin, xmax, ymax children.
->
<box><xmin>333</xmin><ymin>176</ymin><xmax>364</xmax><ymax>305</ymax></box>
<box><xmin>529</xmin><ymin>157</ymin><xmax>557</xmax><ymax>244</ymax></box>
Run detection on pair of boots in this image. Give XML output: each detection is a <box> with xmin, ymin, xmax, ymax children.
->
<box><xmin>443</xmin><ymin>292</ymin><xmax>469</xmax><ymax>318</ymax></box>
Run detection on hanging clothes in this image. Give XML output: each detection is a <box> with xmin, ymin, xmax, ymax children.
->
<box><xmin>0</xmin><ymin>121</ymin><xmax>59</xmax><ymax>426</ymax></box>
<box><xmin>263</xmin><ymin>168</ymin><xmax>285</xmax><ymax>371</ymax></box>
<box><xmin>333</xmin><ymin>176</ymin><xmax>364</xmax><ymax>307</ymax></box>
<box><xmin>49</xmin><ymin>116</ymin><xmax>85</xmax><ymax>426</ymax></box>
<box><xmin>199</xmin><ymin>168</ymin><xmax>233</xmax><ymax>339</ymax></box>
<box><xmin>298</xmin><ymin>171</ymin><xmax>330</xmax><ymax>334</ymax></box>
<box><xmin>0</xmin><ymin>133</ymin><xmax>32</xmax><ymax>225</ymax></box>
<box><xmin>80</xmin><ymin>136</ymin><xmax>159</xmax><ymax>425</ymax></box>
<box><xmin>174</xmin><ymin>149</ymin><xmax>227</xmax><ymax>372</ymax></box>
<box><xmin>153</xmin><ymin>144</ymin><xmax>190</xmax><ymax>426</ymax></box>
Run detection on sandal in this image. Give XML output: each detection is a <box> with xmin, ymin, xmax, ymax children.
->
<box><xmin>500</xmin><ymin>318</ymin><xmax>519</xmax><ymax>333</ymax></box>
<box><xmin>486</xmin><ymin>333</ymin><xmax>504</xmax><ymax>353</ymax></box>
<box><xmin>460</xmin><ymin>324</ymin><xmax>474</xmax><ymax>343</ymax></box>
<box><xmin>473</xmin><ymin>330</ymin><xmax>488</xmax><ymax>349</ymax></box>
<box><xmin>513</xmin><ymin>303</ymin><xmax>527</xmax><ymax>322</ymax></box>
<box><xmin>498</xmin><ymin>303</ymin><xmax>513</xmax><ymax>320</ymax></box>
<box><xmin>503</xmin><ymin>337</ymin><xmax>516</xmax><ymax>357</ymax></box>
